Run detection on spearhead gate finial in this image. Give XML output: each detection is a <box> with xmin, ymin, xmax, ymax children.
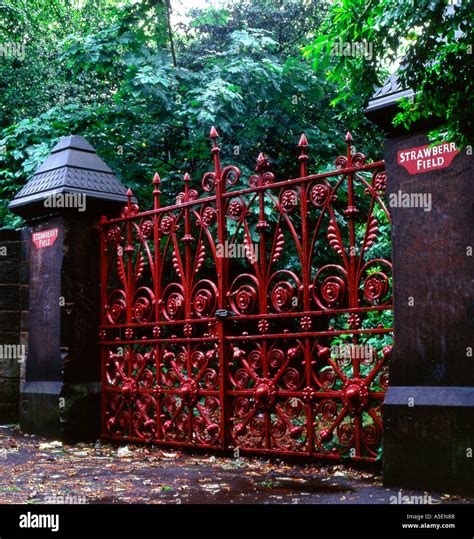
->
<box><xmin>209</xmin><ymin>126</ymin><xmax>221</xmax><ymax>175</ymax></box>
<box><xmin>298</xmin><ymin>133</ymin><xmax>308</xmax><ymax>148</ymax></box>
<box><xmin>126</xmin><ymin>188</ymin><xmax>133</xmax><ymax>209</ymax></box>
<box><xmin>255</xmin><ymin>152</ymin><xmax>270</xmax><ymax>172</ymax></box>
<box><xmin>345</xmin><ymin>131</ymin><xmax>353</xmax><ymax>161</ymax></box>
<box><xmin>153</xmin><ymin>173</ymin><xmax>161</xmax><ymax>209</ymax></box>
<box><xmin>298</xmin><ymin>133</ymin><xmax>309</xmax><ymax>176</ymax></box>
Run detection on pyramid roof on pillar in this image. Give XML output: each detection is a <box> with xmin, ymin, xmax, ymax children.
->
<box><xmin>9</xmin><ymin>135</ymin><xmax>130</xmax><ymax>212</ymax></box>
<box><xmin>366</xmin><ymin>72</ymin><xmax>414</xmax><ymax>116</ymax></box>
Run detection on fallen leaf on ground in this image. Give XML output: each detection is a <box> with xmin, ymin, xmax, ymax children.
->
<box><xmin>116</xmin><ymin>446</ymin><xmax>133</xmax><ymax>458</ymax></box>
<box><xmin>38</xmin><ymin>441</ymin><xmax>62</xmax><ymax>450</ymax></box>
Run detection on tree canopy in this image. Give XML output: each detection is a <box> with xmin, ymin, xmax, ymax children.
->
<box><xmin>304</xmin><ymin>0</ymin><xmax>473</xmax><ymax>146</ymax></box>
<box><xmin>0</xmin><ymin>0</ymin><xmax>470</xmax><ymax>227</ymax></box>
<box><xmin>0</xmin><ymin>0</ymin><xmax>384</xmax><ymax>227</ymax></box>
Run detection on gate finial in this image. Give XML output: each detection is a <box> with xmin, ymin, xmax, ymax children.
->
<box><xmin>298</xmin><ymin>133</ymin><xmax>309</xmax><ymax>176</ymax></box>
<box><xmin>255</xmin><ymin>152</ymin><xmax>270</xmax><ymax>173</ymax></box>
<box><xmin>345</xmin><ymin>131</ymin><xmax>353</xmax><ymax>161</ymax></box>
<box><xmin>298</xmin><ymin>133</ymin><xmax>308</xmax><ymax>148</ymax></box>
<box><xmin>126</xmin><ymin>188</ymin><xmax>133</xmax><ymax>211</ymax></box>
<box><xmin>153</xmin><ymin>173</ymin><xmax>161</xmax><ymax>210</ymax></box>
<box><xmin>209</xmin><ymin>126</ymin><xmax>221</xmax><ymax>177</ymax></box>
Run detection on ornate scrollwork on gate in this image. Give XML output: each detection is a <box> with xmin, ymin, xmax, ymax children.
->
<box><xmin>99</xmin><ymin>128</ymin><xmax>393</xmax><ymax>461</ymax></box>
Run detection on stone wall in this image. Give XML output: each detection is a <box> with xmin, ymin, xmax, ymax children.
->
<box><xmin>382</xmin><ymin>132</ymin><xmax>473</xmax><ymax>495</ymax></box>
<box><xmin>0</xmin><ymin>228</ymin><xmax>29</xmax><ymax>423</ymax></box>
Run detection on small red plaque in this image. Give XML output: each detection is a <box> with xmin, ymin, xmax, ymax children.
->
<box><xmin>397</xmin><ymin>142</ymin><xmax>460</xmax><ymax>174</ymax></box>
<box><xmin>32</xmin><ymin>228</ymin><xmax>59</xmax><ymax>249</ymax></box>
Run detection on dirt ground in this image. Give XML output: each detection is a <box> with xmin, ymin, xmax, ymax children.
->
<box><xmin>0</xmin><ymin>425</ymin><xmax>471</xmax><ymax>505</ymax></box>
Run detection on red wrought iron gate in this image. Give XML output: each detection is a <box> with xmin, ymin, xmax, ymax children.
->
<box><xmin>98</xmin><ymin>130</ymin><xmax>393</xmax><ymax>462</ymax></box>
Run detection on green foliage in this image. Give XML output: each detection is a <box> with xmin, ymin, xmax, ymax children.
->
<box><xmin>0</xmin><ymin>0</ymin><xmax>385</xmax><ymax>228</ymax></box>
<box><xmin>304</xmin><ymin>0</ymin><xmax>473</xmax><ymax>147</ymax></box>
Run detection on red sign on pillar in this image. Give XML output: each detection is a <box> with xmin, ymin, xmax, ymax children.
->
<box><xmin>397</xmin><ymin>142</ymin><xmax>460</xmax><ymax>174</ymax></box>
<box><xmin>32</xmin><ymin>228</ymin><xmax>59</xmax><ymax>249</ymax></box>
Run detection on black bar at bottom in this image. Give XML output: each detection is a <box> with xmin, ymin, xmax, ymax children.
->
<box><xmin>0</xmin><ymin>503</ymin><xmax>472</xmax><ymax>538</ymax></box>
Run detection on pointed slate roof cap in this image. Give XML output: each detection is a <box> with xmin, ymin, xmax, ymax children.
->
<box><xmin>365</xmin><ymin>72</ymin><xmax>414</xmax><ymax>116</ymax></box>
<box><xmin>365</xmin><ymin>69</ymin><xmax>419</xmax><ymax>133</ymax></box>
<box><xmin>9</xmin><ymin>135</ymin><xmax>130</xmax><ymax>214</ymax></box>
<box><xmin>366</xmin><ymin>2</ymin><xmax>460</xmax><ymax>132</ymax></box>
<box><xmin>365</xmin><ymin>69</ymin><xmax>444</xmax><ymax>133</ymax></box>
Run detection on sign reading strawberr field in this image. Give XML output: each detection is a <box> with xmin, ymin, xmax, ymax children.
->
<box><xmin>397</xmin><ymin>142</ymin><xmax>459</xmax><ymax>174</ymax></box>
<box><xmin>32</xmin><ymin>228</ymin><xmax>59</xmax><ymax>249</ymax></box>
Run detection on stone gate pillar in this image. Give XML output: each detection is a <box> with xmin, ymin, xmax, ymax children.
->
<box><xmin>366</xmin><ymin>76</ymin><xmax>474</xmax><ymax>494</ymax></box>
<box><xmin>9</xmin><ymin>135</ymin><xmax>129</xmax><ymax>442</ymax></box>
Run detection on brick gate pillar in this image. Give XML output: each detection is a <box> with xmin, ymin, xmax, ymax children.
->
<box><xmin>9</xmin><ymin>135</ymin><xmax>129</xmax><ymax>442</ymax></box>
<box><xmin>366</xmin><ymin>76</ymin><xmax>474</xmax><ymax>495</ymax></box>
